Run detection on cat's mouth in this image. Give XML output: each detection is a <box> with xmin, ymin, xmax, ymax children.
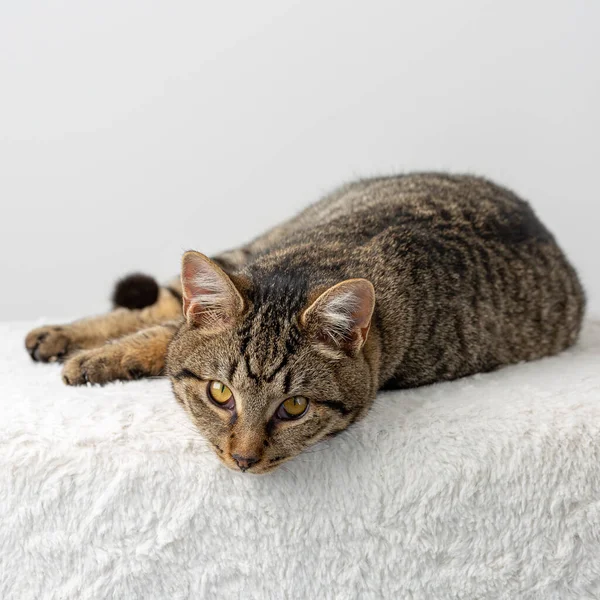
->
<box><xmin>216</xmin><ymin>451</ymin><xmax>289</xmax><ymax>474</ymax></box>
<box><xmin>209</xmin><ymin>436</ymin><xmax>293</xmax><ymax>473</ymax></box>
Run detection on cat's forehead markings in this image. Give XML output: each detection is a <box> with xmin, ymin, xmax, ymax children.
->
<box><xmin>229</xmin><ymin>359</ymin><xmax>294</xmax><ymax>401</ymax></box>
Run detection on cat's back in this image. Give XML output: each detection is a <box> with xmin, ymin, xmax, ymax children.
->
<box><xmin>249</xmin><ymin>172</ymin><xmax>569</xmax><ymax>281</ymax></box>
<box><xmin>290</xmin><ymin>173</ymin><xmax>553</xmax><ymax>244</ymax></box>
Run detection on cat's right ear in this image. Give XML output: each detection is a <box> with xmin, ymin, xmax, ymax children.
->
<box><xmin>301</xmin><ymin>278</ymin><xmax>375</xmax><ymax>357</ymax></box>
<box><xmin>181</xmin><ymin>251</ymin><xmax>244</xmax><ymax>332</ymax></box>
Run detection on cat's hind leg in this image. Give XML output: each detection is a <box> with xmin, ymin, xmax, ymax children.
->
<box><xmin>61</xmin><ymin>321</ymin><xmax>180</xmax><ymax>386</ymax></box>
<box><xmin>25</xmin><ymin>275</ymin><xmax>182</xmax><ymax>363</ymax></box>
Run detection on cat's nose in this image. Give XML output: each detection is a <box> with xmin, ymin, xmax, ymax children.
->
<box><xmin>231</xmin><ymin>453</ymin><xmax>260</xmax><ymax>472</ymax></box>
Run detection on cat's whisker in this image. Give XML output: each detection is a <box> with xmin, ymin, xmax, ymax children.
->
<box><xmin>278</xmin><ymin>465</ymin><xmax>298</xmax><ymax>483</ymax></box>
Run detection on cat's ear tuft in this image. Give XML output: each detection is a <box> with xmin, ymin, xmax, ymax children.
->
<box><xmin>301</xmin><ymin>279</ymin><xmax>375</xmax><ymax>356</ymax></box>
<box><xmin>181</xmin><ymin>251</ymin><xmax>244</xmax><ymax>332</ymax></box>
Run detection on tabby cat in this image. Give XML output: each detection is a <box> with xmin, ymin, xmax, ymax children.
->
<box><xmin>25</xmin><ymin>174</ymin><xmax>585</xmax><ymax>473</ymax></box>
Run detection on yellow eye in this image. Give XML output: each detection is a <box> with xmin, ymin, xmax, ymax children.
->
<box><xmin>208</xmin><ymin>380</ymin><xmax>234</xmax><ymax>406</ymax></box>
<box><xmin>278</xmin><ymin>396</ymin><xmax>309</xmax><ymax>419</ymax></box>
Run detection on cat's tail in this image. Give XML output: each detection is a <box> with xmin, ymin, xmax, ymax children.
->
<box><xmin>112</xmin><ymin>273</ymin><xmax>160</xmax><ymax>309</ymax></box>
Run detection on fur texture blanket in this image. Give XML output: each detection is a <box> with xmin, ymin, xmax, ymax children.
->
<box><xmin>1</xmin><ymin>319</ymin><xmax>600</xmax><ymax>599</ymax></box>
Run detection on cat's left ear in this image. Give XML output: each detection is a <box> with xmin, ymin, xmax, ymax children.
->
<box><xmin>301</xmin><ymin>279</ymin><xmax>375</xmax><ymax>356</ymax></box>
<box><xmin>181</xmin><ymin>251</ymin><xmax>245</xmax><ymax>333</ymax></box>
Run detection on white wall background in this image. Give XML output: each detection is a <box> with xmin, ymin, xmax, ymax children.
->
<box><xmin>1</xmin><ymin>0</ymin><xmax>598</xmax><ymax>320</ymax></box>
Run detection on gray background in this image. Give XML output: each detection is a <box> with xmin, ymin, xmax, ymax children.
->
<box><xmin>1</xmin><ymin>0</ymin><xmax>598</xmax><ymax>320</ymax></box>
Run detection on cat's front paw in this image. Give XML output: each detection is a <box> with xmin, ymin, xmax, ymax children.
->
<box><xmin>61</xmin><ymin>347</ymin><xmax>146</xmax><ymax>386</ymax></box>
<box><xmin>25</xmin><ymin>326</ymin><xmax>76</xmax><ymax>363</ymax></box>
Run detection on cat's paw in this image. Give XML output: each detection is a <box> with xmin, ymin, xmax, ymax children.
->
<box><xmin>61</xmin><ymin>347</ymin><xmax>146</xmax><ymax>386</ymax></box>
<box><xmin>25</xmin><ymin>326</ymin><xmax>76</xmax><ymax>363</ymax></box>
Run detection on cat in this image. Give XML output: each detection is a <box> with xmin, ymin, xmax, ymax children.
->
<box><xmin>25</xmin><ymin>173</ymin><xmax>585</xmax><ymax>473</ymax></box>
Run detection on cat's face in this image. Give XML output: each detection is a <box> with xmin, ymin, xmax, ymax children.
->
<box><xmin>166</xmin><ymin>251</ymin><xmax>377</xmax><ymax>474</ymax></box>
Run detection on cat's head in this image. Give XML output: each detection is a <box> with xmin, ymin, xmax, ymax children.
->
<box><xmin>166</xmin><ymin>251</ymin><xmax>378</xmax><ymax>474</ymax></box>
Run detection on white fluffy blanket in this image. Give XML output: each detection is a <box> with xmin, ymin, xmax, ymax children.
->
<box><xmin>1</xmin><ymin>320</ymin><xmax>600</xmax><ymax>599</ymax></box>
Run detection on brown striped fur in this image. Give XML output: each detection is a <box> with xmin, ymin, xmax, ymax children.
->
<box><xmin>25</xmin><ymin>173</ymin><xmax>585</xmax><ymax>473</ymax></box>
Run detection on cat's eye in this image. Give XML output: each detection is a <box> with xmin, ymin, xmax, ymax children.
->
<box><xmin>277</xmin><ymin>396</ymin><xmax>309</xmax><ymax>420</ymax></box>
<box><xmin>208</xmin><ymin>380</ymin><xmax>235</xmax><ymax>409</ymax></box>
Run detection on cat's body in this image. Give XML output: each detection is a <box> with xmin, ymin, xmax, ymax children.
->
<box><xmin>26</xmin><ymin>173</ymin><xmax>585</xmax><ymax>473</ymax></box>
